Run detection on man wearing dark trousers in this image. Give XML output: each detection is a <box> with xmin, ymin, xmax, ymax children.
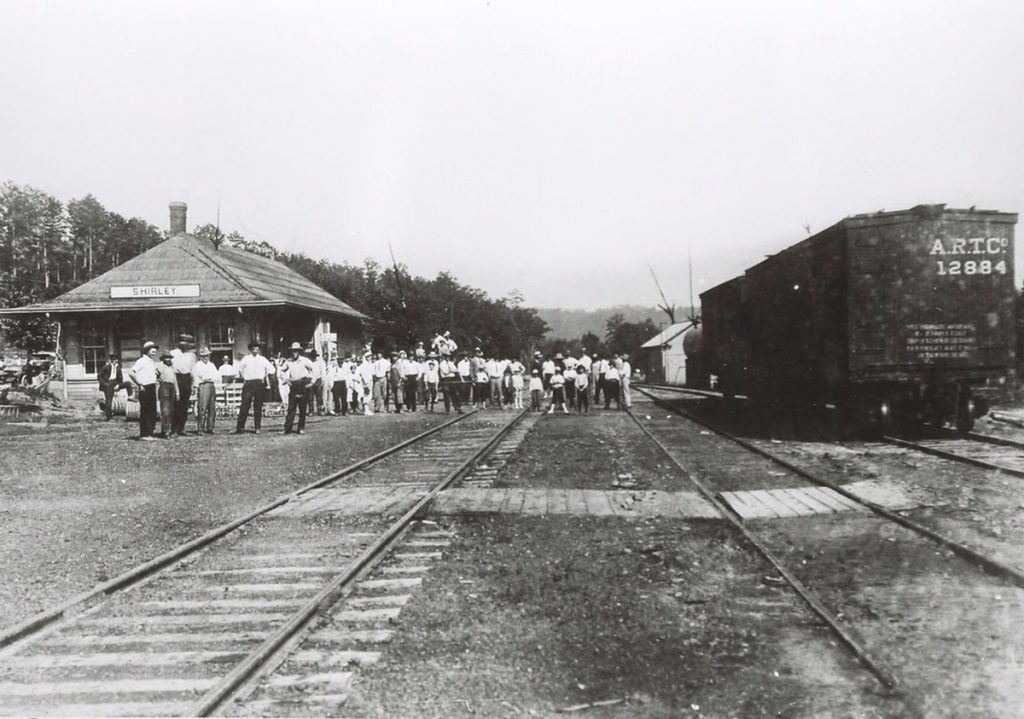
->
<box><xmin>438</xmin><ymin>355</ymin><xmax>463</xmax><ymax>414</ymax></box>
<box><xmin>282</xmin><ymin>342</ymin><xmax>314</xmax><ymax>434</ymax></box>
<box><xmin>170</xmin><ymin>334</ymin><xmax>197</xmax><ymax>436</ymax></box>
<box><xmin>129</xmin><ymin>342</ymin><xmax>160</xmax><ymax>440</ymax></box>
<box><xmin>97</xmin><ymin>354</ymin><xmax>124</xmax><ymax>421</ymax></box>
<box><xmin>235</xmin><ymin>341</ymin><xmax>276</xmax><ymax>434</ymax></box>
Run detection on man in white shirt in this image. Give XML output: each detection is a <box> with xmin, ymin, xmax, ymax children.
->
<box><xmin>402</xmin><ymin>353</ymin><xmax>422</xmax><ymax>412</ymax></box>
<box><xmin>372</xmin><ymin>353</ymin><xmax>389</xmax><ymax>413</ymax></box>
<box><xmin>592</xmin><ymin>354</ymin><xmax>607</xmax><ymax>406</ymax></box>
<box><xmin>603</xmin><ymin>362</ymin><xmax>622</xmax><ymax>410</ymax></box>
<box><xmin>310</xmin><ymin>351</ymin><xmax>327</xmax><ymax>416</ymax></box>
<box><xmin>218</xmin><ymin>356</ymin><xmax>239</xmax><ymax>385</ymax></box>
<box><xmin>234</xmin><ymin>341</ymin><xmax>275</xmax><ymax>434</ymax></box>
<box><xmin>438</xmin><ymin>355</ymin><xmax>463</xmax><ymax>414</ymax></box>
<box><xmin>129</xmin><ymin>341</ymin><xmax>160</xmax><ymax>440</ymax></box>
<box><xmin>169</xmin><ymin>335</ymin><xmax>197</xmax><ymax>436</ymax></box>
<box><xmin>386</xmin><ymin>352</ymin><xmax>404</xmax><ymax>413</ymax></box>
<box><xmin>282</xmin><ymin>342</ymin><xmax>315</xmax><ymax>433</ymax></box>
<box><xmin>356</xmin><ymin>354</ymin><xmax>374</xmax><ymax>415</ymax></box>
<box><xmin>620</xmin><ymin>354</ymin><xmax>633</xmax><ymax>408</ymax></box>
<box><xmin>485</xmin><ymin>355</ymin><xmax>503</xmax><ymax>408</ymax></box>
<box><xmin>335</xmin><ymin>356</ymin><xmax>353</xmax><ymax>415</ymax></box>
<box><xmin>191</xmin><ymin>347</ymin><xmax>220</xmax><ymax>434</ymax></box>
<box><xmin>577</xmin><ymin>348</ymin><xmax>592</xmax><ymax>374</ymax></box>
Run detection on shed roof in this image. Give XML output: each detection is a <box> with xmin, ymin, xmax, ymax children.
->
<box><xmin>0</xmin><ymin>234</ymin><xmax>369</xmax><ymax>320</ymax></box>
<box><xmin>640</xmin><ymin>321</ymin><xmax>693</xmax><ymax>349</ymax></box>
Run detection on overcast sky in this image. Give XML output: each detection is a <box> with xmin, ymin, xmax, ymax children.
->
<box><xmin>2</xmin><ymin>0</ymin><xmax>1022</xmax><ymax>309</ymax></box>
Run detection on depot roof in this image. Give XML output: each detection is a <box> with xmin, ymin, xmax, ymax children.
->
<box><xmin>0</xmin><ymin>234</ymin><xmax>369</xmax><ymax>320</ymax></box>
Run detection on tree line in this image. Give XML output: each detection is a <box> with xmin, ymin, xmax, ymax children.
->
<box><xmin>536</xmin><ymin>313</ymin><xmax>661</xmax><ymax>360</ymax></box>
<box><xmin>1</xmin><ymin>180</ymin><xmax>666</xmax><ymax>360</ymax></box>
<box><xmin>195</xmin><ymin>224</ymin><xmax>550</xmax><ymax>358</ymax></box>
<box><xmin>0</xmin><ymin>182</ymin><xmax>165</xmax><ymax>349</ymax></box>
<box><xmin>0</xmin><ymin>182</ymin><xmax>551</xmax><ymax>357</ymax></box>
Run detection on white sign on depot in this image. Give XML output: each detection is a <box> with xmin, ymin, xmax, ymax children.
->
<box><xmin>110</xmin><ymin>284</ymin><xmax>201</xmax><ymax>298</ymax></box>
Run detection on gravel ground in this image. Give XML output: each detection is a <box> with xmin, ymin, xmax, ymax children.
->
<box><xmin>0</xmin><ymin>406</ymin><xmax>453</xmax><ymax>629</ymax></box>
<box><xmin>343</xmin><ymin>515</ymin><xmax>896</xmax><ymax>719</ymax></box>
<box><xmin>497</xmin><ymin>410</ymin><xmax>690</xmax><ymax>491</ymax></box>
<box><xmin>342</xmin><ymin>410</ymin><xmax>900</xmax><ymax>718</ymax></box>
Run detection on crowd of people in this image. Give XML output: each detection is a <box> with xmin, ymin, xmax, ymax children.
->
<box><xmin>102</xmin><ymin>331</ymin><xmax>636</xmax><ymax>440</ymax></box>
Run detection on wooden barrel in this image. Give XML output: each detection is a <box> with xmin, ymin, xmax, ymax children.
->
<box><xmin>104</xmin><ymin>396</ymin><xmax>130</xmax><ymax>417</ymax></box>
<box><xmin>124</xmin><ymin>400</ymin><xmax>140</xmax><ymax>420</ymax></box>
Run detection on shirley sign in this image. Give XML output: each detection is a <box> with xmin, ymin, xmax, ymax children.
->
<box><xmin>110</xmin><ymin>284</ymin><xmax>201</xmax><ymax>298</ymax></box>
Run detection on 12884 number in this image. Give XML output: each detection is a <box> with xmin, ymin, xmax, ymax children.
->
<box><xmin>936</xmin><ymin>259</ymin><xmax>1006</xmax><ymax>276</ymax></box>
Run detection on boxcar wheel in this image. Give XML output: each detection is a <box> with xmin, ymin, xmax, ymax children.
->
<box><xmin>955</xmin><ymin>395</ymin><xmax>976</xmax><ymax>434</ymax></box>
<box><xmin>874</xmin><ymin>399</ymin><xmax>894</xmax><ymax>436</ymax></box>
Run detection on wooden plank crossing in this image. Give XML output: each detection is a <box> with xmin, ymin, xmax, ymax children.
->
<box><xmin>430</xmin><ymin>489</ymin><xmax>719</xmax><ymax>518</ymax></box>
<box><xmin>718</xmin><ymin>480</ymin><xmax>920</xmax><ymax>519</ymax></box>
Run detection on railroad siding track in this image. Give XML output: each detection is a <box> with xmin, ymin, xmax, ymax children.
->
<box><xmin>0</xmin><ymin>411</ymin><xmax>527</xmax><ymax>717</ymax></box>
<box><xmin>885</xmin><ymin>435</ymin><xmax>1024</xmax><ymax>478</ymax></box>
<box><xmin>632</xmin><ymin>389</ymin><xmax>1024</xmax><ymax>716</ymax></box>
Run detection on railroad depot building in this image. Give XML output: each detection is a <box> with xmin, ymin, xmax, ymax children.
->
<box><xmin>2</xmin><ymin>202</ymin><xmax>368</xmax><ymax>401</ymax></box>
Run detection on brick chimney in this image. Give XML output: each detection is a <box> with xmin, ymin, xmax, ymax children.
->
<box><xmin>169</xmin><ymin>201</ymin><xmax>188</xmax><ymax>235</ymax></box>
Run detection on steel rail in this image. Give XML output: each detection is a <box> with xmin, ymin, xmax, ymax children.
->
<box><xmin>884</xmin><ymin>435</ymin><xmax>1024</xmax><ymax>479</ymax></box>
<box><xmin>637</xmin><ymin>386</ymin><xmax>1024</xmax><ymax>590</ymax></box>
<box><xmin>958</xmin><ymin>430</ymin><xmax>1024</xmax><ymax>451</ymax></box>
<box><xmin>625</xmin><ymin>406</ymin><xmax>904</xmax><ymax>695</ymax></box>
<box><xmin>633</xmin><ymin>382</ymin><xmax>726</xmax><ymax>399</ymax></box>
<box><xmin>0</xmin><ymin>410</ymin><xmax>478</xmax><ymax>651</ymax></box>
<box><xmin>190</xmin><ymin>407</ymin><xmax>531</xmax><ymax>717</ymax></box>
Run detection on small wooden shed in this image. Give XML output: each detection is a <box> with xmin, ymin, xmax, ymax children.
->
<box><xmin>639</xmin><ymin>321</ymin><xmax>697</xmax><ymax>386</ymax></box>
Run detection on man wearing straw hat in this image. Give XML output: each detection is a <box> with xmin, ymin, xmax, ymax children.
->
<box><xmin>192</xmin><ymin>347</ymin><xmax>220</xmax><ymax>434</ymax></box>
<box><xmin>282</xmin><ymin>341</ymin><xmax>314</xmax><ymax>434</ymax></box>
<box><xmin>156</xmin><ymin>352</ymin><xmax>180</xmax><ymax>438</ymax></box>
<box><xmin>128</xmin><ymin>341</ymin><xmax>160</xmax><ymax>441</ymax></box>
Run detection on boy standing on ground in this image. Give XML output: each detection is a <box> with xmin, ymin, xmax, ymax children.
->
<box><xmin>547</xmin><ymin>368</ymin><xmax>568</xmax><ymax>414</ymax></box>
<box><xmin>575</xmin><ymin>367</ymin><xmax>590</xmax><ymax>413</ymax></box>
<box><xmin>529</xmin><ymin>370</ymin><xmax>543</xmax><ymax>412</ymax></box>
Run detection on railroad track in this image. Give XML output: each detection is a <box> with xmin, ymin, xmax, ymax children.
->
<box><xmin>639</xmin><ymin>382</ymin><xmax>1024</xmax><ymax>478</ymax></box>
<box><xmin>633</xmin><ymin>382</ymin><xmax>725</xmax><ymax>400</ymax></box>
<box><xmin>0</xmin><ymin>408</ymin><xmax>531</xmax><ymax>717</ymax></box>
<box><xmin>634</xmin><ymin>385</ymin><xmax>1024</xmax><ymax>717</ymax></box>
<box><xmin>884</xmin><ymin>431</ymin><xmax>1024</xmax><ymax>478</ymax></box>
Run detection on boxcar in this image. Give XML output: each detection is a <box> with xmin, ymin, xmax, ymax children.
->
<box><xmin>700</xmin><ymin>204</ymin><xmax>1017</xmax><ymax>431</ymax></box>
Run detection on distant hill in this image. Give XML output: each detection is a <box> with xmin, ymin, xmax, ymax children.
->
<box><xmin>536</xmin><ymin>305</ymin><xmax>689</xmax><ymax>340</ymax></box>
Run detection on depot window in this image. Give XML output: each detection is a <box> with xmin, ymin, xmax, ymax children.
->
<box><xmin>80</xmin><ymin>322</ymin><xmax>106</xmax><ymax>375</ymax></box>
<box><xmin>209</xmin><ymin>319</ymin><xmax>234</xmax><ymax>349</ymax></box>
